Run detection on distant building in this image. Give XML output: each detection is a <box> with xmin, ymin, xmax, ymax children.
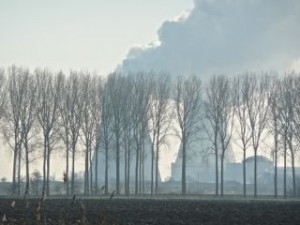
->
<box><xmin>91</xmin><ymin>133</ymin><xmax>161</xmax><ymax>192</ymax></box>
<box><xmin>171</xmin><ymin>139</ymin><xmax>236</xmax><ymax>183</ymax></box>
<box><xmin>225</xmin><ymin>155</ymin><xmax>273</xmax><ymax>184</ymax></box>
<box><xmin>171</xmin><ymin>147</ymin><xmax>300</xmax><ymax>190</ymax></box>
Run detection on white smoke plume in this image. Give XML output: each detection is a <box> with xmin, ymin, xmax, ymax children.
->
<box><xmin>118</xmin><ymin>0</ymin><xmax>300</xmax><ymax>79</ymax></box>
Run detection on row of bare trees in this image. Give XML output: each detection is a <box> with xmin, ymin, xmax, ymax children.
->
<box><xmin>0</xmin><ymin>67</ymin><xmax>173</xmax><ymax>196</ymax></box>
<box><xmin>0</xmin><ymin>66</ymin><xmax>300</xmax><ymax>197</ymax></box>
<box><xmin>175</xmin><ymin>72</ymin><xmax>300</xmax><ymax>197</ymax></box>
<box><xmin>205</xmin><ymin>73</ymin><xmax>300</xmax><ymax>198</ymax></box>
<box><xmin>0</xmin><ymin>67</ymin><xmax>101</xmax><ymax>196</ymax></box>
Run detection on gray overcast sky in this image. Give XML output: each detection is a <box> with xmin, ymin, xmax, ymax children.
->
<box><xmin>0</xmin><ymin>0</ymin><xmax>193</xmax><ymax>75</ymax></box>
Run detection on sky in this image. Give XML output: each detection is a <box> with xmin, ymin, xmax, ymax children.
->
<box><xmin>0</xmin><ymin>0</ymin><xmax>193</xmax><ymax>75</ymax></box>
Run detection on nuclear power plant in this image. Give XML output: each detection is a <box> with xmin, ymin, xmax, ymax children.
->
<box><xmin>91</xmin><ymin>125</ymin><xmax>300</xmax><ymax>195</ymax></box>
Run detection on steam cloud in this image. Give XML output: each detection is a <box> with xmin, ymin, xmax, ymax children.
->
<box><xmin>118</xmin><ymin>0</ymin><xmax>300</xmax><ymax>79</ymax></box>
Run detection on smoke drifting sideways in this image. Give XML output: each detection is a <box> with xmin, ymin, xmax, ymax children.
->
<box><xmin>117</xmin><ymin>0</ymin><xmax>300</xmax><ymax>80</ymax></box>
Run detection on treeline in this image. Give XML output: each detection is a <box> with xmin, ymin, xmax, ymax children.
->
<box><xmin>0</xmin><ymin>66</ymin><xmax>299</xmax><ymax>198</ymax></box>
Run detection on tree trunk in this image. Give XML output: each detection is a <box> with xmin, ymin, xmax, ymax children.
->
<box><xmin>116</xmin><ymin>136</ymin><xmax>120</xmax><ymax>195</ymax></box>
<box><xmin>66</xmin><ymin>134</ymin><xmax>69</xmax><ymax>196</ymax></box>
<box><xmin>214</xmin><ymin>132</ymin><xmax>219</xmax><ymax>196</ymax></box>
<box><xmin>274</xmin><ymin>136</ymin><xmax>278</xmax><ymax>198</ymax></box>
<box><xmin>220</xmin><ymin>151</ymin><xmax>224</xmax><ymax>196</ymax></box>
<box><xmin>43</xmin><ymin>137</ymin><xmax>47</xmax><ymax>194</ymax></box>
<box><xmin>90</xmin><ymin>147</ymin><xmax>93</xmax><ymax>195</ymax></box>
<box><xmin>12</xmin><ymin>143</ymin><xmax>18</xmax><ymax>195</ymax></box>
<box><xmin>150</xmin><ymin>141</ymin><xmax>154</xmax><ymax>196</ymax></box>
<box><xmin>254</xmin><ymin>148</ymin><xmax>257</xmax><ymax>197</ymax></box>
<box><xmin>85</xmin><ymin>142</ymin><xmax>89</xmax><ymax>195</ymax></box>
<box><xmin>182</xmin><ymin>137</ymin><xmax>186</xmax><ymax>196</ymax></box>
<box><xmin>24</xmin><ymin>138</ymin><xmax>30</xmax><ymax>196</ymax></box>
<box><xmin>273</xmin><ymin>119</ymin><xmax>278</xmax><ymax>198</ymax></box>
<box><xmin>291</xmin><ymin>152</ymin><xmax>296</xmax><ymax>196</ymax></box>
<box><xmin>142</xmin><ymin>157</ymin><xmax>145</xmax><ymax>194</ymax></box>
<box><xmin>125</xmin><ymin>142</ymin><xmax>128</xmax><ymax>195</ymax></box>
<box><xmin>283</xmin><ymin>131</ymin><xmax>287</xmax><ymax>198</ymax></box>
<box><xmin>47</xmin><ymin>143</ymin><xmax>50</xmax><ymax>196</ymax></box>
<box><xmin>105</xmin><ymin>144</ymin><xmax>109</xmax><ymax>195</ymax></box>
<box><xmin>71</xmin><ymin>144</ymin><xmax>75</xmax><ymax>195</ymax></box>
<box><xmin>127</xmin><ymin>146</ymin><xmax>131</xmax><ymax>195</ymax></box>
<box><xmin>46</xmin><ymin>150</ymin><xmax>51</xmax><ymax>196</ymax></box>
<box><xmin>135</xmin><ymin>144</ymin><xmax>139</xmax><ymax>195</ymax></box>
<box><xmin>95</xmin><ymin>143</ymin><xmax>99</xmax><ymax>195</ymax></box>
<box><xmin>139</xmin><ymin>145</ymin><xmax>142</xmax><ymax>194</ymax></box>
<box><xmin>155</xmin><ymin>136</ymin><xmax>159</xmax><ymax>194</ymax></box>
<box><xmin>141</xmin><ymin>143</ymin><xmax>145</xmax><ymax>194</ymax></box>
<box><xmin>288</xmin><ymin>138</ymin><xmax>296</xmax><ymax>196</ymax></box>
<box><xmin>243</xmin><ymin>149</ymin><xmax>246</xmax><ymax>197</ymax></box>
<box><xmin>18</xmin><ymin>146</ymin><xmax>22</xmax><ymax>196</ymax></box>
<box><xmin>124</xmin><ymin>137</ymin><xmax>130</xmax><ymax>196</ymax></box>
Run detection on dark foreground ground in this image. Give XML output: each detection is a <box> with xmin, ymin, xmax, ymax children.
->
<box><xmin>0</xmin><ymin>197</ymin><xmax>300</xmax><ymax>225</ymax></box>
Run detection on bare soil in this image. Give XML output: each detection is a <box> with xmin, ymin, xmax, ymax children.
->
<box><xmin>0</xmin><ymin>197</ymin><xmax>300</xmax><ymax>224</ymax></box>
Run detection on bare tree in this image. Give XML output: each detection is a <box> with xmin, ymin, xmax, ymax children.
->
<box><xmin>149</xmin><ymin>73</ymin><xmax>172</xmax><ymax>195</ymax></box>
<box><xmin>58</xmin><ymin>72</ymin><xmax>85</xmax><ymax>195</ymax></box>
<box><xmin>99</xmin><ymin>78</ymin><xmax>113</xmax><ymax>195</ymax></box>
<box><xmin>81</xmin><ymin>73</ymin><xmax>93</xmax><ymax>195</ymax></box>
<box><xmin>286</xmin><ymin>76</ymin><xmax>299</xmax><ymax>197</ymax></box>
<box><xmin>0</xmin><ymin>68</ymin><xmax>7</xmax><ymax>169</ymax></box>
<box><xmin>245</xmin><ymin>73</ymin><xmax>271</xmax><ymax>197</ymax></box>
<box><xmin>68</xmin><ymin>72</ymin><xmax>84</xmax><ymax>195</ymax></box>
<box><xmin>175</xmin><ymin>76</ymin><xmax>202</xmax><ymax>196</ymax></box>
<box><xmin>233</xmin><ymin>75</ymin><xmax>252</xmax><ymax>197</ymax></box>
<box><xmin>0</xmin><ymin>68</ymin><xmax>6</xmax><ymax>121</ymax></box>
<box><xmin>277</xmin><ymin>74</ymin><xmax>297</xmax><ymax>197</ymax></box>
<box><xmin>57</xmin><ymin>72</ymin><xmax>84</xmax><ymax>195</ymax></box>
<box><xmin>90</xmin><ymin>76</ymin><xmax>102</xmax><ymax>195</ymax></box>
<box><xmin>218</xmin><ymin>76</ymin><xmax>233</xmax><ymax>196</ymax></box>
<box><xmin>130</xmin><ymin>73</ymin><xmax>153</xmax><ymax>195</ymax></box>
<box><xmin>80</xmin><ymin>73</ymin><xmax>101</xmax><ymax>195</ymax></box>
<box><xmin>20</xmin><ymin>72</ymin><xmax>38</xmax><ymax>196</ymax></box>
<box><xmin>0</xmin><ymin>68</ymin><xmax>7</xmax><ymax>172</ymax></box>
<box><xmin>120</xmin><ymin>76</ymin><xmax>134</xmax><ymax>195</ymax></box>
<box><xmin>106</xmin><ymin>73</ymin><xmax>125</xmax><ymax>195</ymax></box>
<box><xmin>57</xmin><ymin>72</ymin><xmax>72</xmax><ymax>195</ymax></box>
<box><xmin>268</xmin><ymin>75</ymin><xmax>280</xmax><ymax>197</ymax></box>
<box><xmin>205</xmin><ymin>75</ymin><xmax>233</xmax><ymax>196</ymax></box>
<box><xmin>5</xmin><ymin>66</ymin><xmax>26</xmax><ymax>195</ymax></box>
<box><xmin>204</xmin><ymin>80</ymin><xmax>220</xmax><ymax>196</ymax></box>
<box><xmin>36</xmin><ymin>69</ymin><xmax>60</xmax><ymax>196</ymax></box>
<box><xmin>292</xmin><ymin>74</ymin><xmax>300</xmax><ymax>196</ymax></box>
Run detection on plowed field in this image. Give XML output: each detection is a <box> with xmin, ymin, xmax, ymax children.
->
<box><xmin>0</xmin><ymin>197</ymin><xmax>299</xmax><ymax>224</ymax></box>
